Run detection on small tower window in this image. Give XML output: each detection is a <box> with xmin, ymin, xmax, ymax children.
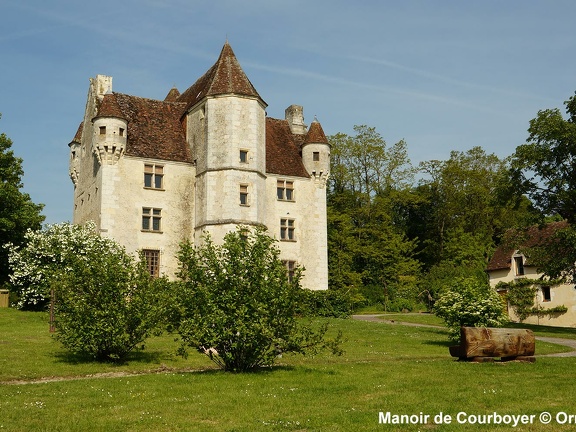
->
<box><xmin>240</xmin><ymin>150</ymin><xmax>248</xmax><ymax>163</ymax></box>
<box><xmin>142</xmin><ymin>207</ymin><xmax>162</xmax><ymax>232</ymax></box>
<box><xmin>282</xmin><ymin>260</ymin><xmax>297</xmax><ymax>283</ymax></box>
<box><xmin>99</xmin><ymin>126</ymin><xmax>106</xmax><ymax>135</ymax></box>
<box><xmin>240</xmin><ymin>184</ymin><xmax>249</xmax><ymax>206</ymax></box>
<box><xmin>313</xmin><ymin>151</ymin><xmax>320</xmax><ymax>161</ymax></box>
<box><xmin>119</xmin><ymin>127</ymin><xmax>125</xmax><ymax>137</ymax></box>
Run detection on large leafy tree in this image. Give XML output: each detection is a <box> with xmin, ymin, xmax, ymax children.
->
<box><xmin>510</xmin><ymin>92</ymin><xmax>576</xmax><ymax>280</ymax></box>
<box><xmin>408</xmin><ymin>147</ymin><xmax>537</xmax><ymax>272</ymax></box>
<box><xmin>510</xmin><ymin>92</ymin><xmax>576</xmax><ymax>222</ymax></box>
<box><xmin>0</xmin><ymin>114</ymin><xmax>45</xmax><ymax>284</ymax></box>
<box><xmin>327</xmin><ymin>126</ymin><xmax>420</xmax><ymax>309</ymax></box>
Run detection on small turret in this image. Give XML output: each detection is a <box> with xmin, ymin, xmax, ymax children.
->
<box><xmin>302</xmin><ymin>117</ymin><xmax>330</xmax><ymax>186</ymax></box>
<box><xmin>92</xmin><ymin>93</ymin><xmax>127</xmax><ymax>165</ymax></box>
<box><xmin>68</xmin><ymin>122</ymin><xmax>83</xmax><ymax>186</ymax></box>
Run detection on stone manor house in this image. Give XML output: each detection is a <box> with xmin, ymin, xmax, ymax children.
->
<box><xmin>68</xmin><ymin>42</ymin><xmax>330</xmax><ymax>290</ymax></box>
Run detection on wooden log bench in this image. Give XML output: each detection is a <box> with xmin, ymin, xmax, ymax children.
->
<box><xmin>449</xmin><ymin>327</ymin><xmax>535</xmax><ymax>362</ymax></box>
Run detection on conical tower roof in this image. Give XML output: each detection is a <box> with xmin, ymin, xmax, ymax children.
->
<box><xmin>304</xmin><ymin>118</ymin><xmax>329</xmax><ymax>145</ymax></box>
<box><xmin>164</xmin><ymin>86</ymin><xmax>181</xmax><ymax>102</ymax></box>
<box><xmin>93</xmin><ymin>92</ymin><xmax>125</xmax><ymax>120</ymax></box>
<box><xmin>177</xmin><ymin>42</ymin><xmax>265</xmax><ymax>112</ymax></box>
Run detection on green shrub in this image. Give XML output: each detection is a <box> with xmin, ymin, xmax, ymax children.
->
<box><xmin>7</xmin><ymin>222</ymin><xmax>168</xmax><ymax>361</ymax></box>
<box><xmin>298</xmin><ymin>288</ymin><xmax>353</xmax><ymax>318</ymax></box>
<box><xmin>173</xmin><ymin>227</ymin><xmax>342</xmax><ymax>372</ymax></box>
<box><xmin>434</xmin><ymin>277</ymin><xmax>508</xmax><ymax>342</ymax></box>
<box><xmin>54</xmin><ymin>248</ymin><xmax>169</xmax><ymax>362</ymax></box>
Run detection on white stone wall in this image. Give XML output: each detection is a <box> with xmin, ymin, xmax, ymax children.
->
<box><xmin>489</xmin><ymin>259</ymin><xmax>576</xmax><ymax>327</ymax></box>
<box><xmin>302</xmin><ymin>142</ymin><xmax>330</xmax><ymax>179</ymax></box>
<box><xmin>72</xmin><ymin>79</ymin><xmax>102</xmax><ymax>227</ymax></box>
<box><xmin>265</xmin><ymin>175</ymin><xmax>329</xmax><ymax>290</ymax></box>
<box><xmin>193</xmin><ymin>95</ymin><xmax>267</xmax><ymax>241</ymax></box>
<box><xmin>100</xmin><ymin>156</ymin><xmax>195</xmax><ymax>278</ymax></box>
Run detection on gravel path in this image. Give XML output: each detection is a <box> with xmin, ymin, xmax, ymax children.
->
<box><xmin>352</xmin><ymin>314</ymin><xmax>576</xmax><ymax>357</ymax></box>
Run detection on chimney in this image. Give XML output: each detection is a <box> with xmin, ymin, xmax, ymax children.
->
<box><xmin>95</xmin><ymin>75</ymin><xmax>113</xmax><ymax>100</ymax></box>
<box><xmin>285</xmin><ymin>105</ymin><xmax>307</xmax><ymax>135</ymax></box>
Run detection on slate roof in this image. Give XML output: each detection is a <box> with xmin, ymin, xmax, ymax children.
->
<box><xmin>487</xmin><ymin>221</ymin><xmax>569</xmax><ymax>271</ymax></box>
<box><xmin>72</xmin><ymin>42</ymin><xmax>322</xmax><ymax>177</ymax></box>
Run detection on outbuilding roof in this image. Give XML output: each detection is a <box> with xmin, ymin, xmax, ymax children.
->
<box><xmin>487</xmin><ymin>221</ymin><xmax>569</xmax><ymax>271</ymax></box>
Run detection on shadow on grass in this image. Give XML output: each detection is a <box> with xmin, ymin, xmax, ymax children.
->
<box><xmin>508</xmin><ymin>322</ymin><xmax>576</xmax><ymax>337</ymax></box>
<box><xmin>53</xmin><ymin>348</ymin><xmax>169</xmax><ymax>366</ymax></box>
<box><xmin>422</xmin><ymin>339</ymin><xmax>452</xmax><ymax>347</ymax></box>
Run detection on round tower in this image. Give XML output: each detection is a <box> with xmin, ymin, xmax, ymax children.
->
<box><xmin>301</xmin><ymin>118</ymin><xmax>330</xmax><ymax>183</ymax></box>
<box><xmin>91</xmin><ymin>93</ymin><xmax>127</xmax><ymax>165</ymax></box>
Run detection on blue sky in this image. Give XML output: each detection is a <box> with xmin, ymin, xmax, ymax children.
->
<box><xmin>2</xmin><ymin>0</ymin><xmax>576</xmax><ymax>224</ymax></box>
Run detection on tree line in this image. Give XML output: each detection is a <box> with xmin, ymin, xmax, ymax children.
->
<box><xmin>326</xmin><ymin>91</ymin><xmax>576</xmax><ymax>311</ymax></box>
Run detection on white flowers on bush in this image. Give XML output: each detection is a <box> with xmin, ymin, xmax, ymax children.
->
<box><xmin>434</xmin><ymin>277</ymin><xmax>508</xmax><ymax>342</ymax></box>
<box><xmin>5</xmin><ymin>222</ymin><xmax>122</xmax><ymax>310</ymax></box>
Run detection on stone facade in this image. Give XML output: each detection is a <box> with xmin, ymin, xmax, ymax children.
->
<box><xmin>68</xmin><ymin>42</ymin><xmax>329</xmax><ymax>290</ymax></box>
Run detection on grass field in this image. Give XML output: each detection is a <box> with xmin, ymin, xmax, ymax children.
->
<box><xmin>2</xmin><ymin>309</ymin><xmax>576</xmax><ymax>431</ymax></box>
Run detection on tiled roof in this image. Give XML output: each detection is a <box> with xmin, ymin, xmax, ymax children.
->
<box><xmin>71</xmin><ymin>42</ymin><xmax>318</xmax><ymax>173</ymax></box>
<box><xmin>112</xmin><ymin>93</ymin><xmax>191</xmax><ymax>163</ymax></box>
<box><xmin>177</xmin><ymin>42</ymin><xmax>264</xmax><ymax>113</ymax></box>
<box><xmin>70</xmin><ymin>122</ymin><xmax>83</xmax><ymax>144</ymax></box>
<box><xmin>304</xmin><ymin>119</ymin><xmax>329</xmax><ymax>145</ymax></box>
<box><xmin>94</xmin><ymin>93</ymin><xmax>125</xmax><ymax>119</ymax></box>
<box><xmin>487</xmin><ymin>221</ymin><xmax>569</xmax><ymax>271</ymax></box>
<box><xmin>164</xmin><ymin>87</ymin><xmax>181</xmax><ymax>102</ymax></box>
<box><xmin>266</xmin><ymin>118</ymin><xmax>310</xmax><ymax>178</ymax></box>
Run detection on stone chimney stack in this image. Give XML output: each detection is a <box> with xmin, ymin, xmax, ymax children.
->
<box><xmin>95</xmin><ymin>75</ymin><xmax>113</xmax><ymax>100</ymax></box>
<box><xmin>285</xmin><ymin>105</ymin><xmax>307</xmax><ymax>135</ymax></box>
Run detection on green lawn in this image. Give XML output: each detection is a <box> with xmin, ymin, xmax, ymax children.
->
<box><xmin>2</xmin><ymin>308</ymin><xmax>576</xmax><ymax>431</ymax></box>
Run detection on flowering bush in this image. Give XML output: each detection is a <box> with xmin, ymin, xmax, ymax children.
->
<box><xmin>6</xmin><ymin>222</ymin><xmax>105</xmax><ymax>310</ymax></box>
<box><xmin>6</xmin><ymin>222</ymin><xmax>168</xmax><ymax>361</ymax></box>
<box><xmin>434</xmin><ymin>277</ymin><xmax>508</xmax><ymax>342</ymax></box>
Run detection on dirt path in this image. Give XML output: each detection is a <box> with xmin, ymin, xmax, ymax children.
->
<box><xmin>352</xmin><ymin>314</ymin><xmax>576</xmax><ymax>357</ymax></box>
